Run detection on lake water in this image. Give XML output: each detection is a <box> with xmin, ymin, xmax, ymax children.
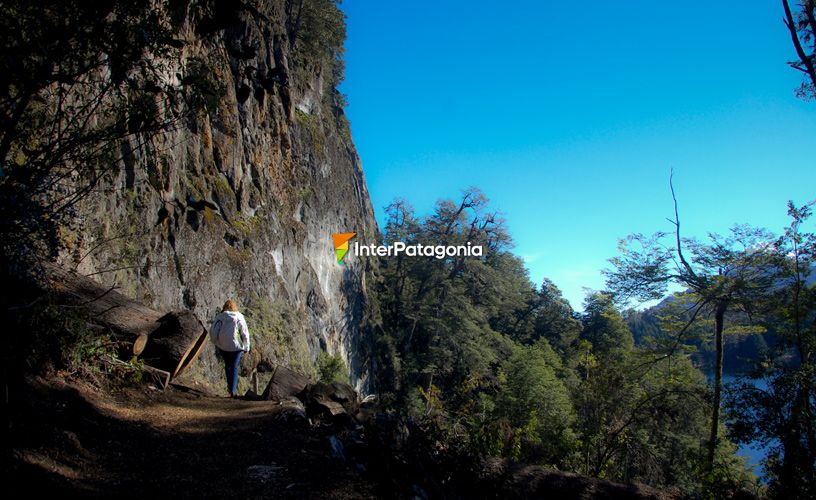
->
<box><xmin>722</xmin><ymin>374</ymin><xmax>772</xmax><ymax>481</ymax></box>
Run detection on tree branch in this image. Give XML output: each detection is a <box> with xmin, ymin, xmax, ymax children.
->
<box><xmin>784</xmin><ymin>0</ymin><xmax>816</xmax><ymax>91</ymax></box>
<box><xmin>670</xmin><ymin>169</ymin><xmax>697</xmax><ymax>280</ymax></box>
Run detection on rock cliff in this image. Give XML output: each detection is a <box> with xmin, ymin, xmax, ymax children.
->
<box><xmin>59</xmin><ymin>0</ymin><xmax>379</xmax><ymax>391</ymax></box>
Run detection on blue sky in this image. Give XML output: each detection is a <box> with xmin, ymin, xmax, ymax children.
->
<box><xmin>339</xmin><ymin>1</ymin><xmax>816</xmax><ymax>311</ymax></box>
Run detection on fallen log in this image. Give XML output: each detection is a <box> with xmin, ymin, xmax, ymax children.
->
<box><xmin>133</xmin><ymin>334</ymin><xmax>149</xmax><ymax>356</ymax></box>
<box><xmin>43</xmin><ymin>262</ymin><xmax>206</xmax><ymax>378</ymax></box>
<box><xmin>138</xmin><ymin>311</ymin><xmax>209</xmax><ymax>378</ymax></box>
<box><xmin>44</xmin><ymin>262</ymin><xmax>163</xmax><ymax>356</ymax></box>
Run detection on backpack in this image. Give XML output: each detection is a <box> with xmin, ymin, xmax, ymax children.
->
<box><xmin>210</xmin><ymin>313</ymin><xmax>244</xmax><ymax>351</ymax></box>
<box><xmin>209</xmin><ymin>317</ymin><xmax>223</xmax><ymax>346</ymax></box>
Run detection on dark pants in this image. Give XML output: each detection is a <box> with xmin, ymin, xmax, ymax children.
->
<box><xmin>220</xmin><ymin>349</ymin><xmax>244</xmax><ymax>396</ymax></box>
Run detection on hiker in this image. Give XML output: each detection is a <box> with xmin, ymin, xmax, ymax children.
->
<box><xmin>209</xmin><ymin>299</ymin><xmax>251</xmax><ymax>398</ymax></box>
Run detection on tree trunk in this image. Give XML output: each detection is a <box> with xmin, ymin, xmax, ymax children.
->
<box><xmin>707</xmin><ymin>302</ymin><xmax>727</xmax><ymax>470</ymax></box>
<box><xmin>44</xmin><ymin>262</ymin><xmax>163</xmax><ymax>355</ymax></box>
<box><xmin>44</xmin><ymin>262</ymin><xmax>207</xmax><ymax>378</ymax></box>
<box><xmin>139</xmin><ymin>311</ymin><xmax>209</xmax><ymax>378</ymax></box>
<box><xmin>133</xmin><ymin>334</ymin><xmax>149</xmax><ymax>356</ymax></box>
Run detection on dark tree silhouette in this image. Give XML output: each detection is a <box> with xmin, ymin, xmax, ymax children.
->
<box><xmin>783</xmin><ymin>0</ymin><xmax>816</xmax><ymax>99</ymax></box>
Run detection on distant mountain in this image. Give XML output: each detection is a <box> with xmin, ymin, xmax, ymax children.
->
<box><xmin>625</xmin><ymin>262</ymin><xmax>814</xmax><ymax>375</ymax></box>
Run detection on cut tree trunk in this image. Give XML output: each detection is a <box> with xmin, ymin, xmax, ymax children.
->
<box><xmin>138</xmin><ymin>311</ymin><xmax>209</xmax><ymax>378</ymax></box>
<box><xmin>44</xmin><ymin>262</ymin><xmax>163</xmax><ymax>356</ymax></box>
<box><xmin>133</xmin><ymin>334</ymin><xmax>149</xmax><ymax>356</ymax></box>
<box><xmin>43</xmin><ymin>262</ymin><xmax>207</xmax><ymax>378</ymax></box>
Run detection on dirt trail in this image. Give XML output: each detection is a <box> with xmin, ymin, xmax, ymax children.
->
<box><xmin>8</xmin><ymin>376</ymin><xmax>377</xmax><ymax>499</ymax></box>
<box><xmin>8</xmin><ymin>376</ymin><xmax>681</xmax><ymax>499</ymax></box>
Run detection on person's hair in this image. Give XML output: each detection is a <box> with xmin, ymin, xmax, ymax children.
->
<box><xmin>222</xmin><ymin>299</ymin><xmax>238</xmax><ymax>312</ymax></box>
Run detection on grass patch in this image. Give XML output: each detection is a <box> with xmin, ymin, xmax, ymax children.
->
<box><xmin>231</xmin><ymin>214</ymin><xmax>263</xmax><ymax>237</ymax></box>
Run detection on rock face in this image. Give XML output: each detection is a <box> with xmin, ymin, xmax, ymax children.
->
<box><xmin>59</xmin><ymin>1</ymin><xmax>379</xmax><ymax>392</ymax></box>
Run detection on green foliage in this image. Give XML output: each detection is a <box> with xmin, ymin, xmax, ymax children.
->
<box><xmin>701</xmin><ymin>425</ymin><xmax>762</xmax><ymax>499</ymax></box>
<box><xmin>580</xmin><ymin>292</ymin><xmax>634</xmax><ymax>360</ymax></box>
<box><xmin>376</xmin><ymin>189</ymin><xmax>572</xmax><ymax>459</ymax></box>
<box><xmin>213</xmin><ymin>175</ymin><xmax>233</xmax><ymax>200</ymax></box>
<box><xmin>335</xmin><ymin>106</ymin><xmax>353</xmax><ymax>143</ymax></box>
<box><xmin>202</xmin><ymin>206</ymin><xmax>217</xmax><ymax>225</ymax></box>
<box><xmin>298</xmin><ymin>187</ymin><xmax>314</xmax><ymax>201</ymax></box>
<box><xmin>14</xmin><ymin>296</ymin><xmax>152</xmax><ymax>388</ymax></box>
<box><xmin>725</xmin><ymin>200</ymin><xmax>816</xmax><ymax>498</ymax></box>
<box><xmin>492</xmin><ymin>341</ymin><xmax>578</xmax><ymax>465</ymax></box>
<box><xmin>530</xmin><ymin>278</ymin><xmax>582</xmax><ymax>354</ymax></box>
<box><xmin>23</xmin><ymin>300</ymin><xmax>103</xmax><ymax>372</ymax></box>
<box><xmin>604</xmin><ymin>177</ymin><xmax>784</xmax><ymax>478</ymax></box>
<box><xmin>231</xmin><ymin>214</ymin><xmax>263</xmax><ymax>237</ymax></box>
<box><xmin>608</xmin><ymin>198</ymin><xmax>816</xmax><ymax>495</ymax></box>
<box><xmin>291</xmin><ymin>0</ymin><xmax>347</xmax><ymax>92</ymax></box>
<box><xmin>782</xmin><ymin>0</ymin><xmax>816</xmax><ymax>100</ymax></box>
<box><xmin>371</xmin><ymin>187</ymin><xmax>761</xmax><ymax>496</ymax></box>
<box><xmin>317</xmin><ymin>351</ymin><xmax>348</xmax><ymax>383</ymax></box>
<box><xmin>572</xmin><ymin>346</ymin><xmax>738</xmax><ymax>492</ymax></box>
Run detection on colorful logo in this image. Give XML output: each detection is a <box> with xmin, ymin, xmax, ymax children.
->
<box><xmin>332</xmin><ymin>232</ymin><xmax>356</xmax><ymax>265</ymax></box>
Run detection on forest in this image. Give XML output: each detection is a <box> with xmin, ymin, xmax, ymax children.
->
<box><xmin>367</xmin><ymin>188</ymin><xmax>815</xmax><ymax>498</ymax></box>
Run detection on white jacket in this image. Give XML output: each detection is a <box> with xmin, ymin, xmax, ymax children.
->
<box><xmin>210</xmin><ymin>310</ymin><xmax>250</xmax><ymax>352</ymax></box>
